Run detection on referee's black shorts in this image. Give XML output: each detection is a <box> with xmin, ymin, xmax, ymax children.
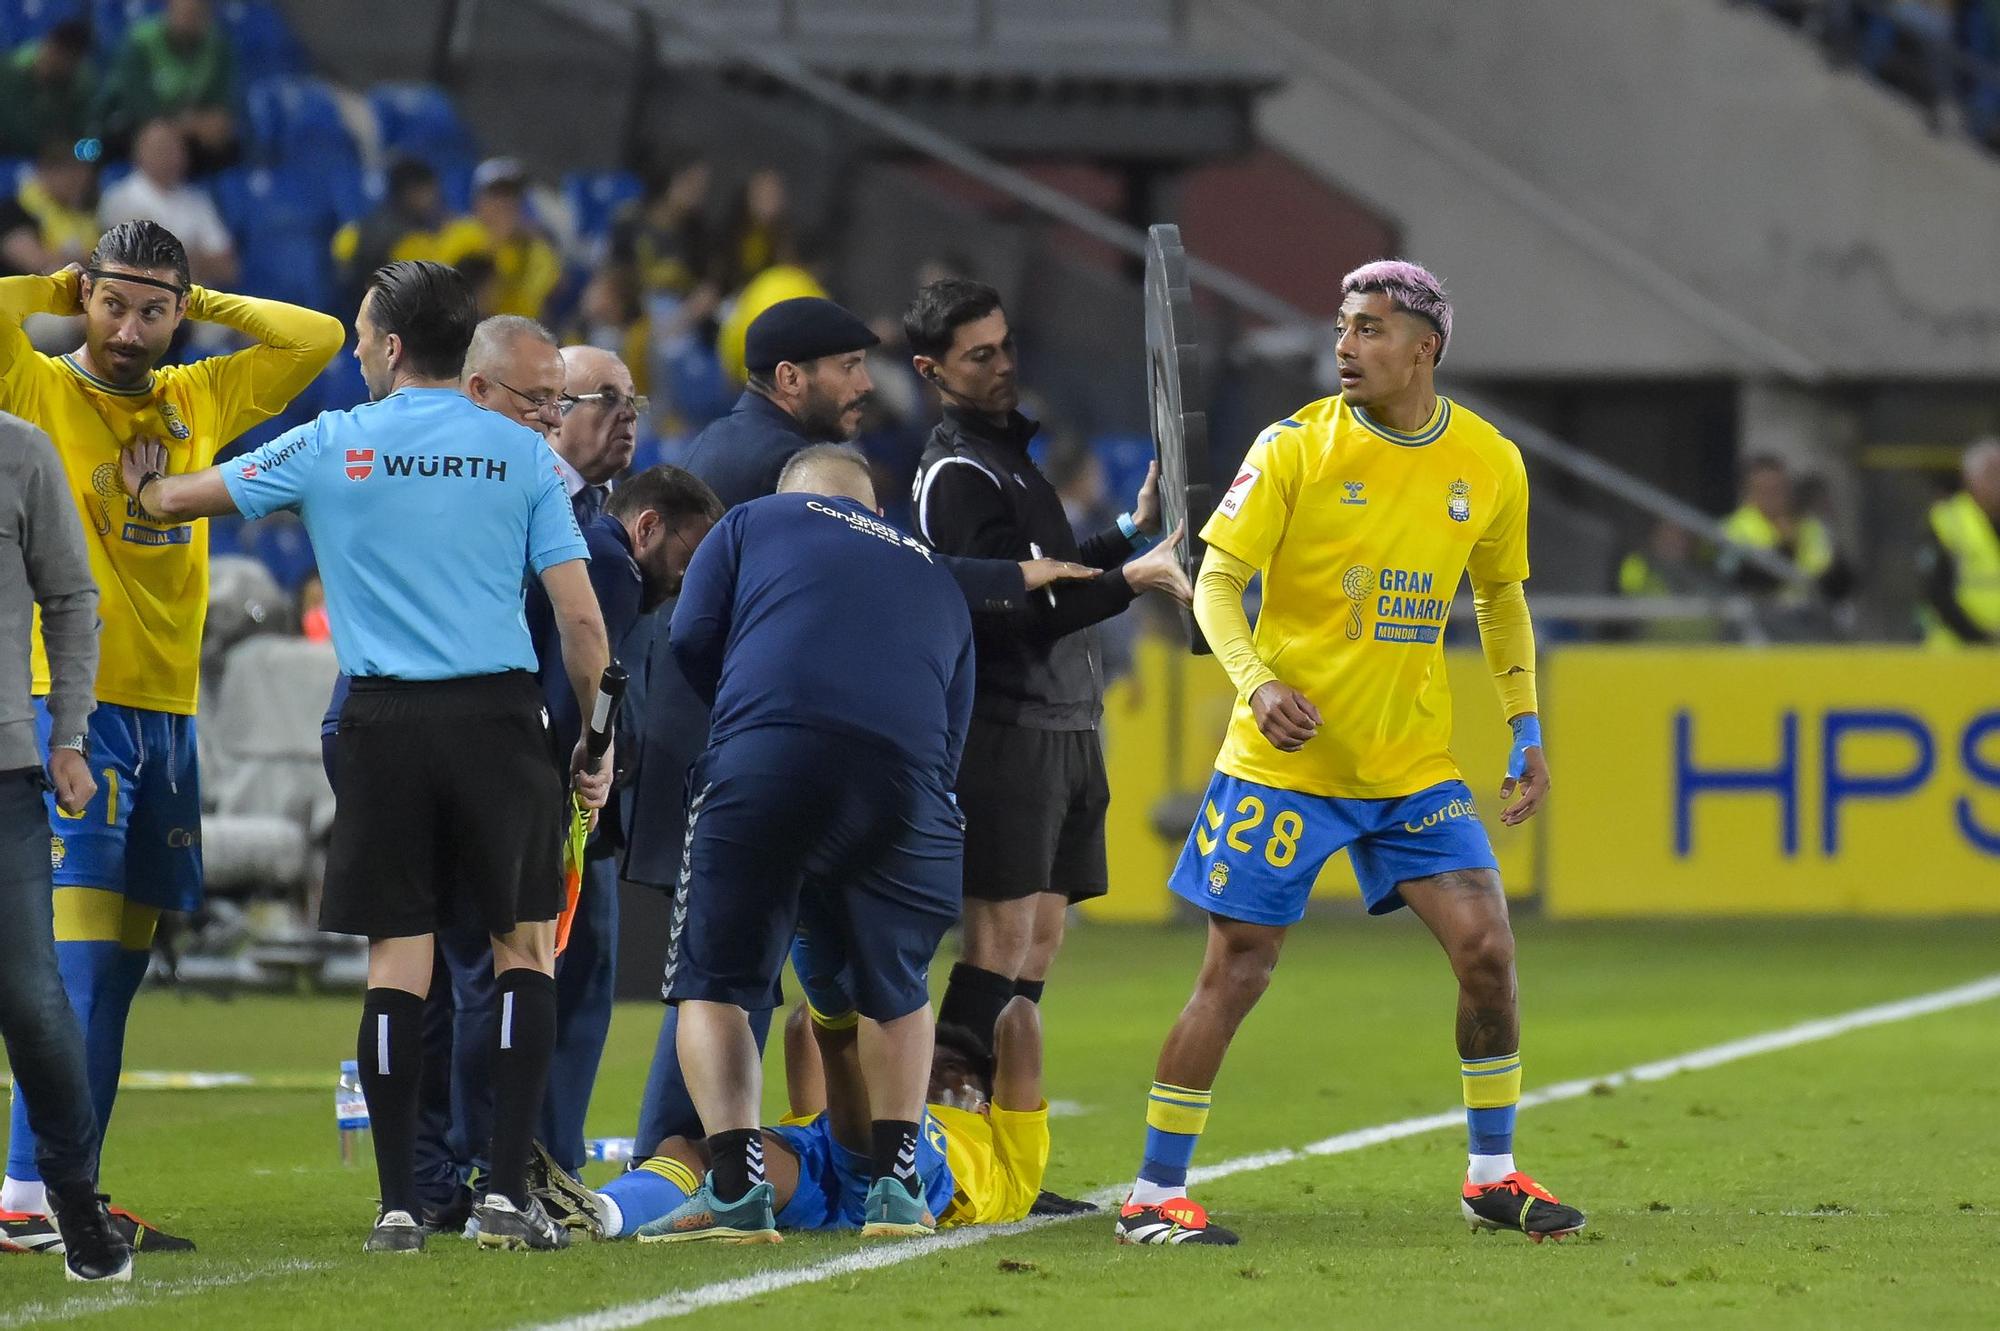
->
<box><xmin>955</xmin><ymin>717</ymin><xmax>1109</xmax><ymax>904</ymax></box>
<box><xmin>322</xmin><ymin>671</ymin><xmax>566</xmax><ymax>939</ymax></box>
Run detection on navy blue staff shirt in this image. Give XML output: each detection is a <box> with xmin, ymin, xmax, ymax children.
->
<box><xmin>669</xmin><ymin>493</ymin><xmax>974</xmax><ymax>785</ymax></box>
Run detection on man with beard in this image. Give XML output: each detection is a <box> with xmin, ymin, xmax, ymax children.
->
<box><xmin>0</xmin><ymin>220</ymin><xmax>341</xmax><ymax>1242</ymax></box>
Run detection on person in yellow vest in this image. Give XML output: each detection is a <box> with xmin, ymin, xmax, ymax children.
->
<box><xmin>1716</xmin><ymin>455</ymin><xmax>1848</xmax><ymax>604</ymax></box>
<box><xmin>434</xmin><ymin>158</ymin><xmax>561</xmax><ymax>322</ymax></box>
<box><xmin>0</xmin><ymin>221</ymin><xmax>343</xmax><ymax>1242</ymax></box>
<box><xmin>1917</xmin><ymin>439</ymin><xmax>2000</xmax><ymax>647</ymax></box>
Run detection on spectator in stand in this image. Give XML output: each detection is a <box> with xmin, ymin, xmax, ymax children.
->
<box><xmin>0</xmin><ymin>20</ymin><xmax>96</xmax><ymax>159</ymax></box>
<box><xmin>436</xmin><ymin>158</ymin><xmax>561</xmax><ymax>322</ymax></box>
<box><xmin>612</xmin><ymin>160</ymin><xmax>718</xmax><ymax>424</ymax></box>
<box><xmin>97</xmin><ymin>0</ymin><xmax>240</xmax><ymax>173</ymax></box>
<box><xmin>718</xmin><ymin>167</ymin><xmax>794</xmax><ymax>294</ymax></box>
<box><xmin>99</xmin><ymin>120</ymin><xmax>236</xmax><ymax>289</ymax></box>
<box><xmin>562</xmin><ymin>263</ymin><xmax>650</xmax><ymax>400</ymax></box>
<box><xmin>1717</xmin><ymin>454</ymin><xmax>1851</xmax><ymax>612</ymax></box>
<box><xmin>716</xmin><ymin>231</ymin><xmax>829</xmax><ymax>387</ymax></box>
<box><xmin>612</xmin><ymin>159</ymin><xmax>718</xmax><ymax>331</ymax></box>
<box><xmin>455</xmin><ymin>253</ymin><xmax>504</xmax><ymax>322</ymax></box>
<box><xmin>1917</xmin><ymin>438</ymin><xmax>2000</xmax><ymax>647</ymax></box>
<box><xmin>13</xmin><ymin>141</ymin><xmax>100</xmax><ymax>271</ymax></box>
<box><xmin>331</xmin><ymin>157</ymin><xmax>444</xmax><ymax>315</ymax></box>
<box><xmin>1</xmin><ymin>143</ymin><xmax>98</xmax><ymax>353</ymax></box>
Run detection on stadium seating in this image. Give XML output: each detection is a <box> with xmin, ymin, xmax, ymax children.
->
<box><xmin>0</xmin><ymin>0</ymin><xmax>84</xmax><ymax>47</ymax></box>
<box><xmin>366</xmin><ymin>81</ymin><xmax>479</xmax><ymax>211</ymax></box>
<box><xmin>212</xmin><ymin>162</ymin><xmax>339</xmax><ymax>312</ymax></box>
<box><xmin>563</xmin><ymin>169</ymin><xmax>642</xmax><ymax>254</ymax></box>
<box><xmin>199</xmin><ymin>632</ymin><xmax>337</xmax><ymax>895</ymax></box>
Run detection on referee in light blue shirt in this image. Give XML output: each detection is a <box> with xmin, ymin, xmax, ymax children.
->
<box><xmin>124</xmin><ymin>261</ymin><xmax>612</xmax><ymax>1257</ymax></box>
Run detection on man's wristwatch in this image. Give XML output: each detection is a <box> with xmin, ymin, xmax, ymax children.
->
<box><xmin>50</xmin><ymin>734</ymin><xmax>87</xmax><ymax>756</ymax></box>
<box><xmin>133</xmin><ymin>471</ymin><xmax>165</xmax><ymax>520</ymax></box>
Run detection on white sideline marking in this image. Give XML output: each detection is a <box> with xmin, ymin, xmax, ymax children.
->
<box><xmin>0</xmin><ymin>1258</ymin><xmax>329</xmax><ymax>1327</ymax></box>
<box><xmin>521</xmin><ymin>972</ymin><xmax>2000</xmax><ymax>1331</ymax></box>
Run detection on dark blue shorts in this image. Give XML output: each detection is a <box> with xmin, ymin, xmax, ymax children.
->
<box><xmin>662</xmin><ymin>724</ymin><xmax>961</xmax><ymax>1021</ymax></box>
<box><xmin>34</xmin><ymin>699</ymin><xmax>203</xmax><ymax>912</ymax></box>
<box><xmin>1169</xmin><ymin>772</ymin><xmax>1498</xmax><ymax>925</ymax></box>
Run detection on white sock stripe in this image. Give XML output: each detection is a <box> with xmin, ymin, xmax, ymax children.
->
<box><xmin>500</xmin><ymin>991</ymin><xmax>515</xmax><ymax>1052</ymax></box>
<box><xmin>376</xmin><ymin>1013</ymin><xmax>389</xmax><ymax>1076</ymax></box>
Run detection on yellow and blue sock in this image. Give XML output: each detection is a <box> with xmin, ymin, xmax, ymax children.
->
<box><xmin>8</xmin><ymin>891</ymin><xmax>153</xmax><ymax>1190</ymax></box>
<box><xmin>1462</xmin><ymin>1051</ymin><xmax>1522</xmax><ymax>1185</ymax></box>
<box><xmin>599</xmin><ymin>1155</ymin><xmax>701</xmax><ymax>1237</ymax></box>
<box><xmin>1130</xmin><ymin>1080</ymin><xmax>1211</xmax><ymax>1205</ymax></box>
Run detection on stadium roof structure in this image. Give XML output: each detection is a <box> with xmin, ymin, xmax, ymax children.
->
<box><xmin>647</xmin><ymin>2</ymin><xmax>1283</xmax><ymax>165</ymax></box>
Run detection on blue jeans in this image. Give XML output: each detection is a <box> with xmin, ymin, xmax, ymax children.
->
<box><xmin>0</xmin><ymin>768</ymin><xmax>99</xmax><ymax>1192</ymax></box>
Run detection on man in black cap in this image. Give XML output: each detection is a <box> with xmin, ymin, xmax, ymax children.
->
<box><xmin>678</xmin><ymin>296</ymin><xmax>880</xmax><ymax>508</ymax></box>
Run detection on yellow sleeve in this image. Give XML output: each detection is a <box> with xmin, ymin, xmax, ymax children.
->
<box><xmin>1471</xmin><ymin>576</ymin><xmax>1538</xmax><ymax>720</ymax></box>
<box><xmin>1193</xmin><ymin>545</ymin><xmax>1279</xmax><ymax>704</ymax></box>
<box><xmin>985</xmin><ymin>1102</ymin><xmax>1051</xmax><ymax>1223</ymax></box>
<box><xmin>1468</xmin><ymin>440</ymin><xmax>1531</xmax><ymax>585</ymax></box>
<box><xmin>1198</xmin><ymin>423</ymin><xmax>1302</xmax><ymax>569</ymax></box>
<box><xmin>181</xmin><ymin>286</ymin><xmax>345</xmax><ymax>458</ymax></box>
<box><xmin>330</xmin><ymin>222</ymin><xmax>359</xmax><ymax>265</ymax></box>
<box><xmin>0</xmin><ymin>272</ymin><xmax>75</xmax><ymax>407</ymax></box>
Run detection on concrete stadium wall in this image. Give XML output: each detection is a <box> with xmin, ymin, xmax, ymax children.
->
<box><xmin>1193</xmin><ymin>0</ymin><xmax>2000</xmax><ymax>381</ymax></box>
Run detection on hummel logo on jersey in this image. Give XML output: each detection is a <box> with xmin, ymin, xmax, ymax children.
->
<box><xmin>1342</xmin><ymin>480</ymin><xmax>1367</xmax><ymax>506</ymax></box>
<box><xmin>345</xmin><ymin>449</ymin><xmax>374</xmax><ymax>481</ymax></box>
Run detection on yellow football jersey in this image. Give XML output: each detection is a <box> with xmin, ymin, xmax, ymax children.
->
<box><xmin>3</xmin><ymin>272</ymin><xmax>344</xmax><ymax>714</ymax></box>
<box><xmin>1201</xmin><ymin>394</ymin><xmax>1530</xmax><ymax>799</ymax></box>
<box><xmin>932</xmin><ymin>1100</ymin><xmax>1050</xmax><ymax>1228</ymax></box>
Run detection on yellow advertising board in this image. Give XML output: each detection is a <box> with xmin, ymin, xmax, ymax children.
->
<box><xmin>1088</xmin><ymin>635</ymin><xmax>1535</xmax><ymax>922</ymax></box>
<box><xmin>1545</xmin><ymin>648</ymin><xmax>2000</xmax><ymax>916</ymax></box>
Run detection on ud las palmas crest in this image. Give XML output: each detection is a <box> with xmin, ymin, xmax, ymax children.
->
<box><xmin>1447</xmin><ymin>477</ymin><xmax>1472</xmax><ymax>523</ymax></box>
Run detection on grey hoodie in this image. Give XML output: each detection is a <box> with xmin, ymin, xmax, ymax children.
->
<box><xmin>1</xmin><ymin>412</ymin><xmax>96</xmax><ymax>771</ymax></box>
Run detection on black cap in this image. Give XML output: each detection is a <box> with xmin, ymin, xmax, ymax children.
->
<box><xmin>744</xmin><ymin>297</ymin><xmax>880</xmax><ymax>374</ymax></box>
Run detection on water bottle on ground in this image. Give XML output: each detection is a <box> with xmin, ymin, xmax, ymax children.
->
<box><xmin>586</xmin><ymin>1137</ymin><xmax>635</xmax><ymax>1166</ymax></box>
<box><xmin>336</xmin><ymin>1059</ymin><xmax>371</xmax><ymax>1166</ymax></box>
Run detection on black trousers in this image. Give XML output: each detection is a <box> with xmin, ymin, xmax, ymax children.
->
<box><xmin>0</xmin><ymin>767</ymin><xmax>99</xmax><ymax>1192</ymax></box>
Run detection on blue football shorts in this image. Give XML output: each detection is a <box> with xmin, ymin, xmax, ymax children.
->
<box><xmin>34</xmin><ymin>699</ymin><xmax>203</xmax><ymax>912</ymax></box>
<box><xmin>1168</xmin><ymin>772</ymin><xmax>1498</xmax><ymax>925</ymax></box>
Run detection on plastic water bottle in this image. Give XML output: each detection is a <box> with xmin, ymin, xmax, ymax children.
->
<box><xmin>336</xmin><ymin>1059</ymin><xmax>371</xmax><ymax>1166</ymax></box>
<box><xmin>586</xmin><ymin>1137</ymin><xmax>635</xmax><ymax>1166</ymax></box>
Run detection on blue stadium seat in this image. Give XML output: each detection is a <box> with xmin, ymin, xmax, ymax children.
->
<box><xmin>244</xmin><ymin>75</ymin><xmax>359</xmax><ymax>176</ymax></box>
<box><xmin>563</xmin><ymin>171</ymin><xmax>642</xmax><ymax>245</ymax></box>
<box><xmin>367</xmin><ymin>83</ymin><xmax>478</xmax><ymax>194</ymax></box>
<box><xmin>218</xmin><ymin>0</ymin><xmax>304</xmax><ymax>77</ymax></box>
<box><xmin>0</xmin><ymin>0</ymin><xmax>87</xmax><ymax>47</ymax></box>
<box><xmin>90</xmin><ymin>0</ymin><xmax>159</xmax><ymax>58</ymax></box>
<box><xmin>213</xmin><ymin>163</ymin><xmax>337</xmax><ymax>312</ymax></box>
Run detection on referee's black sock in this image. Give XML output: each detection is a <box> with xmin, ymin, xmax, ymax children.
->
<box><xmin>872</xmin><ymin>1119</ymin><xmax>924</xmax><ymax>1199</ymax></box>
<box><xmin>707</xmin><ymin>1129</ymin><xmax>765</xmax><ymax>1205</ymax></box>
<box><xmin>1014</xmin><ymin>978</ymin><xmax>1046</xmax><ymax>1005</ymax></box>
<box><xmin>939</xmin><ymin>963</ymin><xmax>1015</xmax><ymax>1046</ymax></box>
<box><xmin>488</xmin><ymin>967</ymin><xmax>557</xmax><ymax>1208</ymax></box>
<box><xmin>358</xmin><ymin>987</ymin><xmax>425</xmax><ymax>1218</ymax></box>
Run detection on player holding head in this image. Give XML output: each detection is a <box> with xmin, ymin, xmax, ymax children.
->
<box><xmin>1113</xmin><ymin>261</ymin><xmax>1583</xmax><ymax>1246</ymax></box>
<box><xmin>0</xmin><ymin>221</ymin><xmax>343</xmax><ymax>1236</ymax></box>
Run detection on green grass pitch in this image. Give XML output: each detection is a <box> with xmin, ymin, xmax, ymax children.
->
<box><xmin>2</xmin><ymin>916</ymin><xmax>1996</xmax><ymax>1329</ymax></box>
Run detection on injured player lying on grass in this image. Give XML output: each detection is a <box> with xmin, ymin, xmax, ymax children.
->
<box><xmin>530</xmin><ymin>995</ymin><xmax>1050</xmax><ymax>1242</ymax></box>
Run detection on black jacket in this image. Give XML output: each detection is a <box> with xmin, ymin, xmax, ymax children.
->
<box><xmin>914</xmin><ymin>406</ymin><xmax>1140</xmax><ymax>730</ymax></box>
